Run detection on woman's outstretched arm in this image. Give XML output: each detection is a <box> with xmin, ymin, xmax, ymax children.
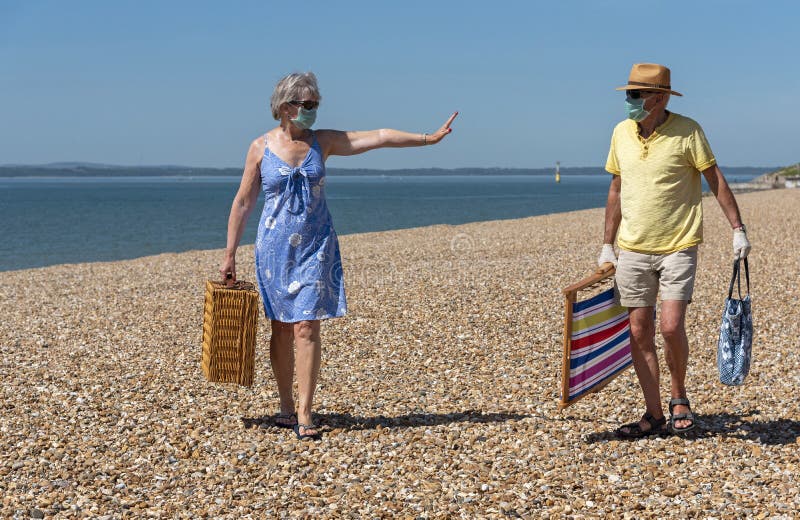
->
<box><xmin>320</xmin><ymin>112</ymin><xmax>458</xmax><ymax>158</ymax></box>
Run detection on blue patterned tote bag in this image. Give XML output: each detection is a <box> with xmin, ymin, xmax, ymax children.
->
<box><xmin>717</xmin><ymin>259</ymin><xmax>752</xmax><ymax>386</ymax></box>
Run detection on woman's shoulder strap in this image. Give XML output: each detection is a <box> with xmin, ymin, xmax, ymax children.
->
<box><xmin>262</xmin><ymin>133</ymin><xmax>271</xmax><ymax>155</ymax></box>
<box><xmin>310</xmin><ymin>129</ymin><xmax>322</xmax><ymax>150</ymax></box>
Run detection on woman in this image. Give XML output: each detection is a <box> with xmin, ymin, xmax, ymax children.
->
<box><xmin>220</xmin><ymin>72</ymin><xmax>457</xmax><ymax>440</ymax></box>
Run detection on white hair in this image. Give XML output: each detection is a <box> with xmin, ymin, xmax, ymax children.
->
<box><xmin>269</xmin><ymin>72</ymin><xmax>321</xmax><ymax>120</ymax></box>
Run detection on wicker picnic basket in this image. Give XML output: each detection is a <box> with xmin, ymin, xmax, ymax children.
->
<box><xmin>201</xmin><ymin>280</ymin><xmax>259</xmax><ymax>387</ymax></box>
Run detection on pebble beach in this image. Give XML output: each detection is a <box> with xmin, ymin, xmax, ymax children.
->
<box><xmin>1</xmin><ymin>188</ymin><xmax>798</xmax><ymax>518</ymax></box>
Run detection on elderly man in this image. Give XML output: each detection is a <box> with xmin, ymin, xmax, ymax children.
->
<box><xmin>599</xmin><ymin>63</ymin><xmax>751</xmax><ymax>438</ymax></box>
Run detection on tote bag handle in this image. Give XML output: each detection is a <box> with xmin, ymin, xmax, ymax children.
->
<box><xmin>727</xmin><ymin>258</ymin><xmax>750</xmax><ymax>300</ymax></box>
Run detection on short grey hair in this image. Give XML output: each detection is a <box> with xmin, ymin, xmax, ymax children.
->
<box><xmin>269</xmin><ymin>72</ymin><xmax>321</xmax><ymax>120</ymax></box>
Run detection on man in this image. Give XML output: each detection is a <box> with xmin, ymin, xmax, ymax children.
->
<box><xmin>598</xmin><ymin>63</ymin><xmax>751</xmax><ymax>438</ymax></box>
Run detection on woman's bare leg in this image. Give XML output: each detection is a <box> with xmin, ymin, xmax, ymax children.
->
<box><xmin>270</xmin><ymin>320</ymin><xmax>295</xmax><ymax>415</ymax></box>
<box><xmin>293</xmin><ymin>320</ymin><xmax>322</xmax><ymax>435</ymax></box>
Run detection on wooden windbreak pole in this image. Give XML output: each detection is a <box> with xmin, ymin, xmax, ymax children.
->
<box><xmin>560</xmin><ymin>288</ymin><xmax>577</xmax><ymax>410</ymax></box>
<box><xmin>558</xmin><ymin>262</ymin><xmax>617</xmax><ymax>411</ymax></box>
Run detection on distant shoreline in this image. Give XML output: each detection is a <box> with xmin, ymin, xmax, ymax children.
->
<box><xmin>0</xmin><ymin>164</ymin><xmax>777</xmax><ymax>178</ymax></box>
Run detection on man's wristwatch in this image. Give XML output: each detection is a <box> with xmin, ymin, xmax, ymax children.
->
<box><xmin>734</xmin><ymin>223</ymin><xmax>747</xmax><ymax>233</ymax></box>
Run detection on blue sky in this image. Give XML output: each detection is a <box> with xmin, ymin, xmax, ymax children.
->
<box><xmin>1</xmin><ymin>0</ymin><xmax>797</xmax><ymax>169</ymax></box>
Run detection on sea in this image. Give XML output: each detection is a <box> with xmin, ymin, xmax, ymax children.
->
<box><xmin>0</xmin><ymin>171</ymin><xmax>765</xmax><ymax>272</ymax></box>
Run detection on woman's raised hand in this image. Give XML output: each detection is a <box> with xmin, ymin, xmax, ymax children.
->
<box><xmin>426</xmin><ymin>112</ymin><xmax>458</xmax><ymax>145</ymax></box>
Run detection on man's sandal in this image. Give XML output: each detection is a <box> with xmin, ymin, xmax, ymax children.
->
<box><xmin>669</xmin><ymin>398</ymin><xmax>696</xmax><ymax>435</ymax></box>
<box><xmin>616</xmin><ymin>412</ymin><xmax>668</xmax><ymax>439</ymax></box>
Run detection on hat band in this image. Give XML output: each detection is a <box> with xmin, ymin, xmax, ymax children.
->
<box><xmin>628</xmin><ymin>80</ymin><xmax>672</xmax><ymax>90</ymax></box>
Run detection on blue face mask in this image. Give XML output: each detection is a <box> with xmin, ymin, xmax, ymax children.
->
<box><xmin>291</xmin><ymin>107</ymin><xmax>317</xmax><ymax>130</ymax></box>
<box><xmin>625</xmin><ymin>97</ymin><xmax>650</xmax><ymax>122</ymax></box>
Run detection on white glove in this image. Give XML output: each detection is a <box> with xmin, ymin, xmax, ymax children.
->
<box><xmin>597</xmin><ymin>244</ymin><xmax>618</xmax><ymax>267</ymax></box>
<box><xmin>733</xmin><ymin>228</ymin><xmax>751</xmax><ymax>259</ymax></box>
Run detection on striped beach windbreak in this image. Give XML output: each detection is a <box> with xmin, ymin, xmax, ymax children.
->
<box><xmin>559</xmin><ymin>264</ymin><xmax>632</xmax><ymax>410</ymax></box>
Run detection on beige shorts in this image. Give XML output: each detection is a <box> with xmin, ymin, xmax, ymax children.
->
<box><xmin>615</xmin><ymin>246</ymin><xmax>698</xmax><ymax>307</ymax></box>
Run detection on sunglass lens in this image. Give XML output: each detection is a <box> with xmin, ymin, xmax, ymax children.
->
<box><xmin>290</xmin><ymin>100</ymin><xmax>319</xmax><ymax>110</ymax></box>
<box><xmin>627</xmin><ymin>90</ymin><xmax>641</xmax><ymax>100</ymax></box>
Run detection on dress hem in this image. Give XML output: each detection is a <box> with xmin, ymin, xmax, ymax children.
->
<box><xmin>261</xmin><ymin>311</ymin><xmax>347</xmax><ymax>324</ymax></box>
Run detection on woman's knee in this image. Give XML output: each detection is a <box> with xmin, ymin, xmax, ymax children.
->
<box><xmin>293</xmin><ymin>320</ymin><xmax>320</xmax><ymax>342</ymax></box>
<box><xmin>271</xmin><ymin>320</ymin><xmax>294</xmax><ymax>341</ymax></box>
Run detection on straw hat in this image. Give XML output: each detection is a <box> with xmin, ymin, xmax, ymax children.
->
<box><xmin>616</xmin><ymin>63</ymin><xmax>683</xmax><ymax>96</ymax></box>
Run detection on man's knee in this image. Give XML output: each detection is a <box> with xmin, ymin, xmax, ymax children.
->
<box><xmin>629</xmin><ymin>322</ymin><xmax>655</xmax><ymax>344</ymax></box>
<box><xmin>660</xmin><ymin>318</ymin><xmax>686</xmax><ymax>342</ymax></box>
<box><xmin>628</xmin><ymin>308</ymin><xmax>655</xmax><ymax>341</ymax></box>
<box><xmin>660</xmin><ymin>302</ymin><xmax>688</xmax><ymax>342</ymax></box>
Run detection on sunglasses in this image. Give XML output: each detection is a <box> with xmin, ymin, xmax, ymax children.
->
<box><xmin>626</xmin><ymin>90</ymin><xmax>659</xmax><ymax>100</ymax></box>
<box><xmin>288</xmin><ymin>100</ymin><xmax>320</xmax><ymax>110</ymax></box>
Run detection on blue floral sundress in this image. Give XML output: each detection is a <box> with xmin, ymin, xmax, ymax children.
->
<box><xmin>254</xmin><ymin>131</ymin><xmax>347</xmax><ymax>322</ymax></box>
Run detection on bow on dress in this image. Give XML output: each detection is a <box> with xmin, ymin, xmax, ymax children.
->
<box><xmin>278</xmin><ymin>166</ymin><xmax>310</xmax><ymax>215</ymax></box>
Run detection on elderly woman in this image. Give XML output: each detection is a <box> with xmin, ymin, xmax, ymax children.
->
<box><xmin>220</xmin><ymin>72</ymin><xmax>457</xmax><ymax>440</ymax></box>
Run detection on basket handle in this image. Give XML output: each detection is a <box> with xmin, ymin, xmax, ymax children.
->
<box><xmin>214</xmin><ymin>279</ymin><xmax>253</xmax><ymax>291</ymax></box>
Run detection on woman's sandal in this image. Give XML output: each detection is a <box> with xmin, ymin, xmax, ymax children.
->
<box><xmin>293</xmin><ymin>423</ymin><xmax>322</xmax><ymax>441</ymax></box>
<box><xmin>274</xmin><ymin>413</ymin><xmax>298</xmax><ymax>429</ymax></box>
<box><xmin>669</xmin><ymin>398</ymin><xmax>697</xmax><ymax>435</ymax></box>
<box><xmin>616</xmin><ymin>412</ymin><xmax>668</xmax><ymax>439</ymax></box>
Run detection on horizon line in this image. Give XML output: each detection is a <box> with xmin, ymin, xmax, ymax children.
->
<box><xmin>0</xmin><ymin>162</ymin><xmax>784</xmax><ymax>171</ymax></box>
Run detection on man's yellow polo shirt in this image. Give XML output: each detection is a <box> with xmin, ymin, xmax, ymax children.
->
<box><xmin>605</xmin><ymin>112</ymin><xmax>716</xmax><ymax>254</ymax></box>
